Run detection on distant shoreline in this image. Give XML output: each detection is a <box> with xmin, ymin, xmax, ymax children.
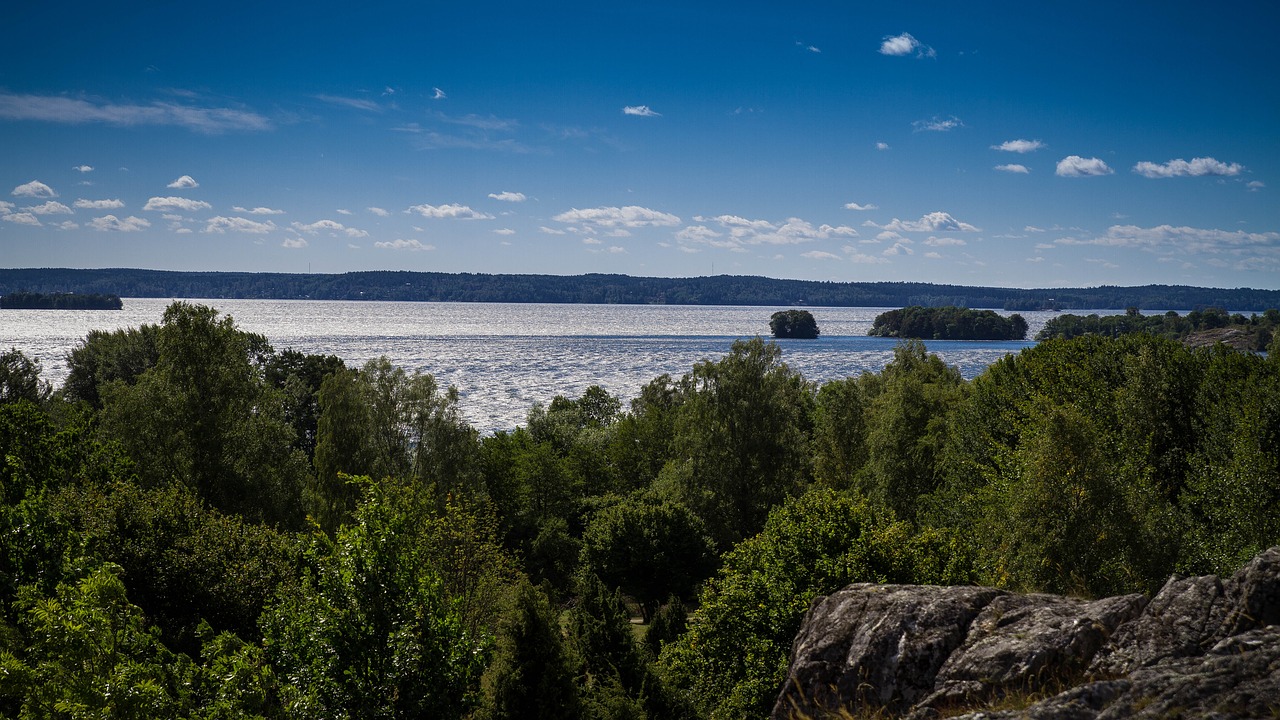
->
<box><xmin>2</xmin><ymin>268</ymin><xmax>1278</xmax><ymax>311</ymax></box>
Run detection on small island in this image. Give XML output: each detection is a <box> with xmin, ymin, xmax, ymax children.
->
<box><xmin>869</xmin><ymin>306</ymin><xmax>1028</xmax><ymax>340</ymax></box>
<box><xmin>770</xmin><ymin>309</ymin><xmax>820</xmax><ymax>339</ymax></box>
<box><xmin>0</xmin><ymin>291</ymin><xmax>124</xmax><ymax>310</ymax></box>
<box><xmin>1037</xmin><ymin>307</ymin><xmax>1278</xmax><ymax>352</ymax></box>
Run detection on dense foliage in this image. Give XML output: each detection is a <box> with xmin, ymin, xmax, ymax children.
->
<box><xmin>2</xmin><ymin>301</ymin><xmax>1278</xmax><ymax>719</ymax></box>
<box><xmin>0</xmin><ymin>291</ymin><xmax>122</xmax><ymax>310</ymax></box>
<box><xmin>869</xmin><ymin>306</ymin><xmax>1029</xmax><ymax>340</ymax></box>
<box><xmin>769</xmin><ymin>309</ymin><xmax>820</xmax><ymax>339</ymax></box>
<box><xmin>1037</xmin><ymin>306</ymin><xmax>1278</xmax><ymax>351</ymax></box>
<box><xmin>5</xmin><ymin>267</ymin><xmax>1280</xmax><ymax>309</ymax></box>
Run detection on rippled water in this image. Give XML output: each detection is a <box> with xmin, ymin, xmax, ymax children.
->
<box><xmin>2</xmin><ymin>299</ymin><xmax>1087</xmax><ymax>433</ymax></box>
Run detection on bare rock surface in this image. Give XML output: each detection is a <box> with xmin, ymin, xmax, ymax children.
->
<box><xmin>772</xmin><ymin>547</ymin><xmax>1280</xmax><ymax>720</ymax></box>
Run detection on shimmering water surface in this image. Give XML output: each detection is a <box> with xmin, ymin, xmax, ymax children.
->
<box><xmin>2</xmin><ymin>299</ymin><xmax>1098</xmax><ymax>433</ymax></box>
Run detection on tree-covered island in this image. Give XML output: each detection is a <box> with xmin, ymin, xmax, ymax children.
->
<box><xmin>868</xmin><ymin>305</ymin><xmax>1029</xmax><ymax>340</ymax></box>
<box><xmin>1037</xmin><ymin>306</ymin><xmax>1279</xmax><ymax>352</ymax></box>
<box><xmin>1</xmin><ymin>301</ymin><xmax>1278</xmax><ymax>718</ymax></box>
<box><xmin>769</xmin><ymin>309</ymin><xmax>820</xmax><ymax>339</ymax></box>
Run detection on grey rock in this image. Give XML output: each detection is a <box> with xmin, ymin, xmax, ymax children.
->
<box><xmin>771</xmin><ymin>584</ymin><xmax>1004</xmax><ymax>719</ymax></box>
<box><xmin>773</xmin><ymin>547</ymin><xmax>1280</xmax><ymax>720</ymax></box>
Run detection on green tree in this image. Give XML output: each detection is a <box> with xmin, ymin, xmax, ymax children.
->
<box><xmin>262</xmin><ymin>478</ymin><xmax>488</xmax><ymax>720</ymax></box>
<box><xmin>0</xmin><ymin>350</ymin><xmax>49</xmax><ymax>407</ymax></box>
<box><xmin>664</xmin><ymin>338</ymin><xmax>814</xmax><ymax>549</ymax></box>
<box><xmin>579</xmin><ymin>496</ymin><xmax>715</xmax><ymax>620</ymax></box>
<box><xmin>61</xmin><ymin>324</ymin><xmax>161</xmax><ymax>408</ymax></box>
<box><xmin>811</xmin><ymin>374</ymin><xmax>876</xmax><ymax>489</ymax></box>
<box><xmin>768</xmin><ymin>310</ymin><xmax>819</xmax><ymax>339</ymax></box>
<box><xmin>476</xmin><ymin>579</ymin><xmax>581</xmax><ymax>720</ymax></box>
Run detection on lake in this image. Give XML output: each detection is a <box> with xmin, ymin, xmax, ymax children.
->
<box><xmin>2</xmin><ymin>299</ymin><xmax>1087</xmax><ymax>433</ymax></box>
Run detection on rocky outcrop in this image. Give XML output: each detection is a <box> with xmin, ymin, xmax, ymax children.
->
<box><xmin>772</xmin><ymin>547</ymin><xmax>1280</xmax><ymax>720</ymax></box>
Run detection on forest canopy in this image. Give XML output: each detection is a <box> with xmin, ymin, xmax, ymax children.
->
<box><xmin>869</xmin><ymin>306</ymin><xmax>1029</xmax><ymax>340</ymax></box>
<box><xmin>1</xmin><ymin>302</ymin><xmax>1278</xmax><ymax>719</ymax></box>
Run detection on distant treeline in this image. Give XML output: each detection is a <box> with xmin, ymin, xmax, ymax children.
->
<box><xmin>2</xmin><ymin>267</ymin><xmax>1279</xmax><ymax>310</ymax></box>
<box><xmin>0</xmin><ymin>291</ymin><xmax>123</xmax><ymax>310</ymax></box>
<box><xmin>869</xmin><ymin>306</ymin><xmax>1029</xmax><ymax>340</ymax></box>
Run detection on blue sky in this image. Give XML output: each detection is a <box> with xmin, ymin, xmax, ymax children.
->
<box><xmin>2</xmin><ymin>1</ymin><xmax>1277</xmax><ymax>289</ymax></box>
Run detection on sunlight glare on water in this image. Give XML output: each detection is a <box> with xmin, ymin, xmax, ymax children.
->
<box><xmin>3</xmin><ymin>299</ymin><xmax>1084</xmax><ymax>433</ymax></box>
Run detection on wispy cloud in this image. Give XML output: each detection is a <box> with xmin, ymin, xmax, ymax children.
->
<box><xmin>622</xmin><ymin>105</ymin><xmax>661</xmax><ymax>117</ymax></box>
<box><xmin>879</xmin><ymin>33</ymin><xmax>935</xmax><ymax>58</ymax></box>
<box><xmin>843</xmin><ymin>246</ymin><xmax>889</xmax><ymax>264</ymax></box>
<box><xmin>407</xmin><ymin>203</ymin><xmax>494</xmax><ymax>220</ymax></box>
<box><xmin>205</xmin><ymin>216</ymin><xmax>277</xmax><ymax>234</ymax></box>
<box><xmin>74</xmin><ymin>198</ymin><xmax>124</xmax><ymax>210</ymax></box>
<box><xmin>924</xmin><ymin>236</ymin><xmax>967</xmax><ymax>246</ymax></box>
<box><xmin>555</xmin><ymin>206</ymin><xmax>680</xmax><ymax>228</ymax></box>
<box><xmin>488</xmin><ymin>191</ymin><xmax>527</xmax><ymax>202</ymax></box>
<box><xmin>1056</xmin><ymin>155</ymin><xmax>1114</xmax><ymax>177</ymax></box>
<box><xmin>144</xmin><ymin>196</ymin><xmax>212</xmax><ymax>212</ymax></box>
<box><xmin>678</xmin><ymin>215</ymin><xmax>858</xmax><ymax>250</ymax></box>
<box><xmin>913</xmin><ymin>116</ymin><xmax>962</xmax><ymax>132</ymax></box>
<box><xmin>1248</xmin><ymin>181</ymin><xmax>1265</xmax><ymax>191</ymax></box>
<box><xmin>844</xmin><ymin>202</ymin><xmax>878</xmax><ymax>211</ymax></box>
<box><xmin>313</xmin><ymin>94</ymin><xmax>382</xmax><ymax>112</ymax></box>
<box><xmin>88</xmin><ymin>214</ymin><xmax>150</xmax><ymax>232</ymax></box>
<box><xmin>428</xmin><ymin>110</ymin><xmax>518</xmax><ymax>131</ymax></box>
<box><xmin>73</xmin><ymin>165</ymin><xmax>93</xmax><ymax>173</ymax></box>
<box><xmin>231</xmin><ymin>206</ymin><xmax>285</xmax><ymax>215</ymax></box>
<box><xmin>432</xmin><ymin>87</ymin><xmax>447</xmax><ymax>100</ymax></box>
<box><xmin>375</xmin><ymin>238</ymin><xmax>434</xmax><ymax>251</ymax></box>
<box><xmin>0</xmin><ymin>92</ymin><xmax>271</xmax><ymax>133</ymax></box>
<box><xmin>802</xmin><ymin>250</ymin><xmax>840</xmax><ymax>260</ymax></box>
<box><xmin>290</xmin><ymin>219</ymin><xmax>366</xmax><ymax>237</ymax></box>
<box><xmin>282</xmin><ymin>237</ymin><xmax>308</xmax><ymax>249</ymax></box>
<box><xmin>796</xmin><ymin>41</ymin><xmax>821</xmax><ymax>53</ymax></box>
<box><xmin>12</xmin><ymin>180</ymin><xmax>57</xmax><ymax>198</ymax></box>
<box><xmin>995</xmin><ymin>164</ymin><xmax>1030</xmax><ymax>174</ymax></box>
<box><xmin>1132</xmin><ymin>157</ymin><xmax>1244</xmax><ymax>178</ymax></box>
<box><xmin>167</xmin><ymin>175</ymin><xmax>199</xmax><ymax>189</ymax></box>
<box><xmin>875</xmin><ymin>142</ymin><xmax>890</xmax><ymax>151</ymax></box>
<box><xmin>367</xmin><ymin>207</ymin><xmax>390</xmax><ymax>217</ymax></box>
<box><xmin>494</xmin><ymin>228</ymin><xmax>516</xmax><ymax>235</ymax></box>
<box><xmin>992</xmin><ymin>139</ymin><xmax>1045</xmax><ymax>153</ymax></box>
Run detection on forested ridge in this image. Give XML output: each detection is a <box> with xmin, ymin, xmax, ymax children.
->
<box><xmin>2</xmin><ymin>302</ymin><xmax>1279</xmax><ymax>719</ymax></box>
<box><xmin>4</xmin><ymin>267</ymin><xmax>1280</xmax><ymax>310</ymax></box>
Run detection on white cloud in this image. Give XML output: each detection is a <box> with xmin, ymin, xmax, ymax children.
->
<box><xmin>345</xmin><ymin>227</ymin><xmax>369</xmax><ymax>238</ymax></box>
<box><xmin>282</xmin><ymin>237</ymin><xmax>309</xmax><ymax>249</ymax></box>
<box><xmin>24</xmin><ymin>201</ymin><xmax>73</xmax><ymax>215</ymax></box>
<box><xmin>0</xmin><ymin>92</ymin><xmax>270</xmax><ymax>133</ymax></box>
<box><xmin>432</xmin><ymin>87</ymin><xmax>447</xmax><ymax>100</ymax></box>
<box><xmin>539</xmin><ymin>226</ymin><xmax>566</xmax><ymax>235</ymax></box>
<box><xmin>314</xmin><ymin>94</ymin><xmax>382</xmax><ymax>112</ymax></box>
<box><xmin>488</xmin><ymin>191</ymin><xmax>527</xmax><ymax>202</ymax></box>
<box><xmin>678</xmin><ymin>215</ymin><xmax>857</xmax><ymax>250</ymax></box>
<box><xmin>880</xmin><ymin>211</ymin><xmax>980</xmax><ymax>233</ymax></box>
<box><xmin>407</xmin><ymin>203</ymin><xmax>494</xmax><ymax>220</ymax></box>
<box><xmin>55</xmin><ymin>221</ymin><xmax>79</xmax><ymax>230</ymax></box>
<box><xmin>375</xmin><ymin>238</ymin><xmax>434</xmax><ymax>251</ymax></box>
<box><xmin>231</xmin><ymin>206</ymin><xmax>285</xmax><ymax>215</ymax></box>
<box><xmin>883</xmin><ymin>242</ymin><xmax>915</xmax><ymax>256</ymax></box>
<box><xmin>913</xmin><ymin>116</ymin><xmax>962</xmax><ymax>132</ymax></box>
<box><xmin>144</xmin><ymin>196</ymin><xmax>212</xmax><ymax>212</ymax></box>
<box><xmin>291</xmin><ymin>219</ymin><xmax>346</xmax><ymax>234</ymax></box>
<box><xmin>992</xmin><ymin>139</ymin><xmax>1045</xmax><ymax>153</ymax></box>
<box><xmin>995</xmin><ymin>164</ymin><xmax>1030</xmax><ymax>174</ymax></box>
<box><xmin>802</xmin><ymin>250</ymin><xmax>841</xmax><ymax>261</ymax></box>
<box><xmin>924</xmin><ymin>251</ymin><xmax>943</xmax><ymax>259</ymax></box>
<box><xmin>89</xmin><ymin>214</ymin><xmax>150</xmax><ymax>232</ymax></box>
<box><xmin>494</xmin><ymin>228</ymin><xmax>516</xmax><ymax>235</ymax></box>
<box><xmin>205</xmin><ymin>216</ymin><xmax>277</xmax><ymax>234</ymax></box>
<box><xmin>1056</xmin><ymin>155</ymin><xmax>1113</xmax><ymax>177</ymax></box>
<box><xmin>876</xmin><ymin>142</ymin><xmax>890</xmax><ymax>151</ymax></box>
<box><xmin>879</xmin><ymin>32</ymin><xmax>934</xmax><ymax>58</ymax></box>
<box><xmin>428</xmin><ymin>110</ymin><xmax>519</xmax><ymax>131</ymax></box>
<box><xmin>167</xmin><ymin>175</ymin><xmax>199</xmax><ymax>189</ymax></box>
<box><xmin>1059</xmin><ymin>224</ymin><xmax>1280</xmax><ymax>252</ymax></box>
<box><xmin>2</xmin><ymin>212</ymin><xmax>41</xmax><ymax>226</ymax></box>
<box><xmin>876</xmin><ymin>230</ymin><xmax>906</xmax><ymax>242</ymax></box>
<box><xmin>74</xmin><ymin>198</ymin><xmax>124</xmax><ymax>210</ymax></box>
<box><xmin>622</xmin><ymin>105</ymin><xmax>661</xmax><ymax>117</ymax></box>
<box><xmin>555</xmin><ymin>205</ymin><xmax>680</xmax><ymax>228</ymax></box>
<box><xmin>12</xmin><ymin>180</ymin><xmax>57</xmax><ymax>198</ymax></box>
<box><xmin>844</xmin><ymin>202</ymin><xmax>878</xmax><ymax>211</ymax></box>
<box><xmin>1026</xmin><ymin>256</ymin><xmax>1045</xmax><ymax>263</ymax></box>
<box><xmin>606</xmin><ymin>246</ymin><xmax>627</xmax><ymax>254</ymax></box>
<box><xmin>1248</xmin><ymin>181</ymin><xmax>1265</xmax><ymax>191</ymax></box>
<box><xmin>1132</xmin><ymin>157</ymin><xmax>1244</xmax><ymax>179</ymax></box>
<box><xmin>367</xmin><ymin>207</ymin><xmax>390</xmax><ymax>217</ymax></box>
<box><xmin>1025</xmin><ymin>226</ymin><xmax>1046</xmax><ymax>233</ymax></box>
<box><xmin>924</xmin><ymin>236</ymin><xmax>967</xmax><ymax>246</ymax></box>
<box><xmin>74</xmin><ymin>165</ymin><xmax>93</xmax><ymax>173</ymax></box>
